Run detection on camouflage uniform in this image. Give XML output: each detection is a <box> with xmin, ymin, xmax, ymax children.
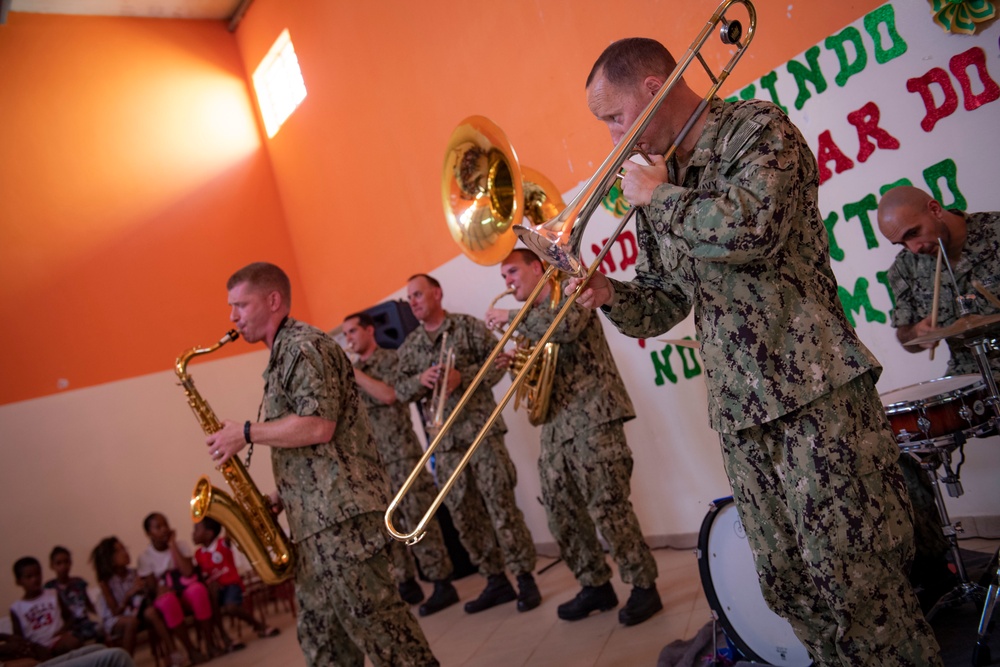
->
<box><xmin>262</xmin><ymin>318</ymin><xmax>437</xmax><ymax>667</ymax></box>
<box><xmin>354</xmin><ymin>346</ymin><xmax>454</xmax><ymax>583</ymax></box>
<box><xmin>887</xmin><ymin>210</ymin><xmax>1000</xmax><ymax>377</ymax></box>
<box><xmin>601</xmin><ymin>98</ymin><xmax>941</xmax><ymax>665</ymax></box>
<box><xmin>396</xmin><ymin>312</ymin><xmax>537</xmax><ymax>578</ymax></box>
<box><xmin>509</xmin><ymin>291</ymin><xmax>658</xmax><ymax>589</ymax></box>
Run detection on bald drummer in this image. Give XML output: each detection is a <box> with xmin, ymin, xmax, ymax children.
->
<box><xmin>877</xmin><ymin>185</ymin><xmax>1000</xmax><ymax>377</ymax></box>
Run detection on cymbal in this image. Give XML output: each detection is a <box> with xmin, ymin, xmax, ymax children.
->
<box><xmin>905</xmin><ymin>313</ymin><xmax>1000</xmax><ymax>346</ymax></box>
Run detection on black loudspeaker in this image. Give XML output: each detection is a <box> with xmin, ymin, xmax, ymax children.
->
<box><xmin>363</xmin><ymin>300</ymin><xmax>419</xmax><ymax>350</ymax></box>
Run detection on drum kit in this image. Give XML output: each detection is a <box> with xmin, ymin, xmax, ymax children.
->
<box><xmin>697</xmin><ymin>312</ymin><xmax>1000</xmax><ymax>666</ymax></box>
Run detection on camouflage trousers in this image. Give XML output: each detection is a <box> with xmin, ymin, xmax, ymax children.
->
<box><xmin>437</xmin><ymin>432</ymin><xmax>537</xmax><ymax>577</ymax></box>
<box><xmin>385</xmin><ymin>456</ymin><xmax>454</xmax><ymax>583</ymax></box>
<box><xmin>293</xmin><ymin>512</ymin><xmax>438</xmax><ymax>667</ymax></box>
<box><xmin>720</xmin><ymin>371</ymin><xmax>942</xmax><ymax>666</ymax></box>
<box><xmin>539</xmin><ymin>420</ymin><xmax>658</xmax><ymax>589</ymax></box>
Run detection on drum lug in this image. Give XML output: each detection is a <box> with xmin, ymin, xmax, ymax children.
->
<box><xmin>959</xmin><ymin>405</ymin><xmax>973</xmax><ymax>422</ymax></box>
<box><xmin>917</xmin><ymin>415</ymin><xmax>932</xmax><ymax>434</ymax></box>
<box><xmin>897</xmin><ymin>429</ymin><xmax>914</xmax><ymax>443</ymax></box>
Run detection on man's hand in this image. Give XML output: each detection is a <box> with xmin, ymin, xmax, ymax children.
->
<box><xmin>567</xmin><ymin>272</ymin><xmax>615</xmax><ymax>310</ymax></box>
<box><xmin>620</xmin><ymin>154</ymin><xmax>667</xmax><ymax>207</ymax></box>
<box><xmin>898</xmin><ymin>315</ymin><xmax>941</xmax><ymax>352</ymax></box>
<box><xmin>494</xmin><ymin>351</ymin><xmax>514</xmax><ymax>371</ymax></box>
<box><xmin>206</xmin><ymin>419</ymin><xmax>246</xmax><ymax>466</ymax></box>
<box><xmin>485</xmin><ymin>307</ymin><xmax>509</xmax><ymax>330</ymax></box>
<box><xmin>268</xmin><ymin>490</ymin><xmax>284</xmax><ymax>517</ymax></box>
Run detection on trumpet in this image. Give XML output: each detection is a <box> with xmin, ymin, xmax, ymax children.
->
<box><xmin>424</xmin><ymin>332</ymin><xmax>456</xmax><ymax>435</ymax></box>
<box><xmin>386</xmin><ymin>0</ymin><xmax>755</xmax><ymax>545</ymax></box>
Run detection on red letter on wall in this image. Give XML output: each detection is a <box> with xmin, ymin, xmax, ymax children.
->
<box><xmin>815</xmin><ymin>130</ymin><xmax>855</xmax><ymax>184</ymax></box>
<box><xmin>949</xmin><ymin>47</ymin><xmax>1000</xmax><ymax>111</ymax></box>
<box><xmin>906</xmin><ymin>68</ymin><xmax>958</xmax><ymax>132</ymax></box>
<box><xmin>847</xmin><ymin>101</ymin><xmax>900</xmax><ymax>162</ymax></box>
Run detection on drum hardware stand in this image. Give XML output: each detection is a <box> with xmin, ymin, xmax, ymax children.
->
<box><xmin>960</xmin><ymin>333</ymin><xmax>1000</xmax><ymax>665</ymax></box>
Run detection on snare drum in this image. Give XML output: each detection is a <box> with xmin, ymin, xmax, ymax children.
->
<box><xmin>697</xmin><ymin>497</ymin><xmax>812</xmax><ymax>666</ymax></box>
<box><xmin>880</xmin><ymin>375</ymin><xmax>989</xmax><ymax>448</ymax></box>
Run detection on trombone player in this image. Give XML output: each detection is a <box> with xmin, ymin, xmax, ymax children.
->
<box><xmin>569</xmin><ymin>38</ymin><xmax>941</xmax><ymax>665</ymax></box>
<box><xmin>486</xmin><ymin>248</ymin><xmax>662</xmax><ymax>626</ymax></box>
<box><xmin>395</xmin><ymin>273</ymin><xmax>542</xmax><ymax>614</ymax></box>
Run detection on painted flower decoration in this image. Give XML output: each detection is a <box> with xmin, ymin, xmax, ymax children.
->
<box><xmin>929</xmin><ymin>0</ymin><xmax>996</xmax><ymax>34</ymax></box>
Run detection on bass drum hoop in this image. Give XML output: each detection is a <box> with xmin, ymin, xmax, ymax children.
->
<box><xmin>697</xmin><ymin>496</ymin><xmax>812</xmax><ymax>666</ymax></box>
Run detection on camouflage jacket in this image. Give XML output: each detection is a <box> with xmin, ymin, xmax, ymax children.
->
<box><xmin>887</xmin><ymin>210</ymin><xmax>1000</xmax><ymax>376</ymax></box>
<box><xmin>511</xmin><ymin>289</ymin><xmax>635</xmax><ymax>445</ymax></box>
<box><xmin>603</xmin><ymin>97</ymin><xmax>879</xmax><ymax>434</ymax></box>
<box><xmin>354</xmin><ymin>346</ymin><xmax>426</xmax><ymax>465</ymax></box>
<box><xmin>262</xmin><ymin>317</ymin><xmax>390</xmax><ymax>543</ymax></box>
<box><xmin>395</xmin><ymin>312</ymin><xmax>507</xmax><ymax>451</ymax></box>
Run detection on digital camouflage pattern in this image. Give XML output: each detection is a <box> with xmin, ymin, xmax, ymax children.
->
<box><xmin>395</xmin><ymin>312</ymin><xmax>508</xmax><ymax>450</ymax></box>
<box><xmin>511</xmin><ymin>294</ymin><xmax>656</xmax><ymax>588</ymax></box>
<box><xmin>396</xmin><ymin>313</ymin><xmax>536</xmax><ymax>578</ymax></box>
<box><xmin>887</xmin><ymin>210</ymin><xmax>1000</xmax><ymax>376</ymax></box>
<box><xmin>603</xmin><ymin>98</ymin><xmax>879</xmax><ymax>435</ymax></box>
<box><xmin>262</xmin><ymin>319</ymin><xmax>435</xmax><ymax>666</ymax></box>
<box><xmin>354</xmin><ymin>346</ymin><xmax>454</xmax><ymax>583</ymax></box>
<box><xmin>721</xmin><ymin>373</ymin><xmax>941</xmax><ymax>666</ymax></box>
<box><xmin>263</xmin><ymin>318</ymin><xmax>390</xmax><ymax>543</ymax></box>
<box><xmin>601</xmin><ymin>98</ymin><xmax>941</xmax><ymax>664</ymax></box>
<box><xmin>294</xmin><ymin>512</ymin><xmax>437</xmax><ymax>667</ymax></box>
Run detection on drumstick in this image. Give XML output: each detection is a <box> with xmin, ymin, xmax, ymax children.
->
<box><xmin>929</xmin><ymin>249</ymin><xmax>943</xmax><ymax>360</ymax></box>
<box><xmin>973</xmin><ymin>279</ymin><xmax>1000</xmax><ymax>310</ymax></box>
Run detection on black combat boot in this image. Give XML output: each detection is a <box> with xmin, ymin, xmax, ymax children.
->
<box><xmin>556</xmin><ymin>581</ymin><xmax>618</xmax><ymax>621</ymax></box>
<box><xmin>515</xmin><ymin>572</ymin><xmax>541</xmax><ymax>612</ymax></box>
<box><xmin>464</xmin><ymin>574</ymin><xmax>517</xmax><ymax>613</ymax></box>
<box><xmin>398</xmin><ymin>578</ymin><xmax>425</xmax><ymax>605</ymax></box>
<box><xmin>618</xmin><ymin>585</ymin><xmax>662</xmax><ymax>626</ymax></box>
<box><xmin>418</xmin><ymin>580</ymin><xmax>459</xmax><ymax>617</ymax></box>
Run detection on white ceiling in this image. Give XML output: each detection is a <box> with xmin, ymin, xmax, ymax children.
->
<box><xmin>10</xmin><ymin>0</ymin><xmax>244</xmax><ymax>20</ymax></box>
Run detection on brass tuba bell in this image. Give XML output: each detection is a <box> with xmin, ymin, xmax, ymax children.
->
<box><xmin>442</xmin><ymin>115</ymin><xmax>564</xmax><ymax>265</ymax></box>
<box><xmin>442</xmin><ymin>116</ymin><xmax>564</xmax><ymax>426</ymax></box>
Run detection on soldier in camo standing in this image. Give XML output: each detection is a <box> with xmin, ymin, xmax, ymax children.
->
<box><xmin>569</xmin><ymin>38</ymin><xmax>942</xmax><ymax>665</ymax></box>
<box><xmin>485</xmin><ymin>248</ymin><xmax>661</xmax><ymax>625</ymax></box>
<box><xmin>342</xmin><ymin>311</ymin><xmax>461</xmax><ymax>617</ymax></box>
<box><xmin>395</xmin><ymin>273</ymin><xmax>541</xmax><ymax>614</ymax></box>
<box><xmin>205</xmin><ymin>262</ymin><xmax>438</xmax><ymax>667</ymax></box>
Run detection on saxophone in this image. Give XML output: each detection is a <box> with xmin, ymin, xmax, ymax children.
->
<box><xmin>176</xmin><ymin>331</ymin><xmax>295</xmax><ymax>585</ymax></box>
<box><xmin>490</xmin><ymin>277</ymin><xmax>561</xmax><ymax>426</ymax></box>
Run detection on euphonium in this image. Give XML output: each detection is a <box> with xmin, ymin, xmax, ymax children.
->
<box><xmin>176</xmin><ymin>331</ymin><xmax>294</xmax><ymax>585</ymax></box>
<box><xmin>488</xmin><ymin>281</ymin><xmax>561</xmax><ymax>427</ymax></box>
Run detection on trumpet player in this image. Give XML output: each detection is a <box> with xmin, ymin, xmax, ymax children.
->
<box><xmin>570</xmin><ymin>38</ymin><xmax>941</xmax><ymax>665</ymax></box>
<box><xmin>341</xmin><ymin>311</ymin><xmax>460</xmax><ymax>617</ymax></box>
<box><xmin>487</xmin><ymin>249</ymin><xmax>662</xmax><ymax>626</ymax></box>
<box><xmin>395</xmin><ymin>273</ymin><xmax>541</xmax><ymax>614</ymax></box>
<box><xmin>206</xmin><ymin>262</ymin><xmax>437</xmax><ymax>667</ymax></box>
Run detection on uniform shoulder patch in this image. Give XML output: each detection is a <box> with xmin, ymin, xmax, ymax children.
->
<box><xmin>721</xmin><ymin>117</ymin><xmax>767</xmax><ymax>167</ymax></box>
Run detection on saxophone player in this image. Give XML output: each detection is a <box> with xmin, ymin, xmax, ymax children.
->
<box><xmin>486</xmin><ymin>249</ymin><xmax>661</xmax><ymax>626</ymax></box>
<box><xmin>205</xmin><ymin>262</ymin><xmax>438</xmax><ymax>667</ymax></box>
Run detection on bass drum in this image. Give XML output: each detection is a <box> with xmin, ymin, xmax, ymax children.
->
<box><xmin>697</xmin><ymin>496</ymin><xmax>812</xmax><ymax>666</ymax></box>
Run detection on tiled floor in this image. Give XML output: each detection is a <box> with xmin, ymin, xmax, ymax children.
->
<box><xmin>134</xmin><ymin>538</ymin><xmax>999</xmax><ymax>667</ymax></box>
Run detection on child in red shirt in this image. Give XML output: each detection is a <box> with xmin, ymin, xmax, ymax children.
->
<box><xmin>193</xmin><ymin>518</ymin><xmax>278</xmax><ymax>640</ymax></box>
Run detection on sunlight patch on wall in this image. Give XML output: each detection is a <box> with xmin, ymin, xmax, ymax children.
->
<box><xmin>252</xmin><ymin>29</ymin><xmax>307</xmax><ymax>138</ymax></box>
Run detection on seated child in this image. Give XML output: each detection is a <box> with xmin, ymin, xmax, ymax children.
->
<box><xmin>44</xmin><ymin>546</ymin><xmax>103</xmax><ymax>643</ymax></box>
<box><xmin>89</xmin><ymin>537</ymin><xmax>173</xmax><ymax>662</ymax></box>
<box><xmin>192</xmin><ymin>518</ymin><xmax>279</xmax><ymax>641</ymax></box>
<box><xmin>9</xmin><ymin>557</ymin><xmax>80</xmax><ymax>660</ymax></box>
<box><xmin>138</xmin><ymin>513</ymin><xmax>220</xmax><ymax>661</ymax></box>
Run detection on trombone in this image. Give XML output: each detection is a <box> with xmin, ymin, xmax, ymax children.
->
<box><xmin>386</xmin><ymin>0</ymin><xmax>756</xmax><ymax>545</ymax></box>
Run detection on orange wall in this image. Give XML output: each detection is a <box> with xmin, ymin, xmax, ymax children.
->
<box><xmin>234</xmin><ymin>0</ymin><xmax>888</xmax><ymax>328</ymax></box>
<box><xmin>0</xmin><ymin>1</ymin><xmax>886</xmax><ymax>405</ymax></box>
<box><xmin>0</xmin><ymin>14</ymin><xmax>300</xmax><ymax>405</ymax></box>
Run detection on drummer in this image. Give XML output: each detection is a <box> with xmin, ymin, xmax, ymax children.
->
<box><xmin>877</xmin><ymin>185</ymin><xmax>1000</xmax><ymax>377</ymax></box>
